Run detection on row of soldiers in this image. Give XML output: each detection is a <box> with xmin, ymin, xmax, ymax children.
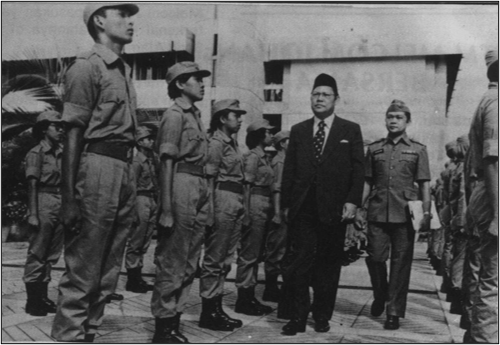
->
<box><xmin>19</xmin><ymin>2</ymin><xmax>497</xmax><ymax>343</ymax></box>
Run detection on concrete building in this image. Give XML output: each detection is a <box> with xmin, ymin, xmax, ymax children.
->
<box><xmin>2</xmin><ymin>3</ymin><xmax>498</xmax><ymax>177</ymax></box>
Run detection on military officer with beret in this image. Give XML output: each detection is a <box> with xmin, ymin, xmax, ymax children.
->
<box><xmin>356</xmin><ymin>99</ymin><xmax>431</xmax><ymax>331</ymax></box>
<box><xmin>151</xmin><ymin>61</ymin><xmax>211</xmax><ymax>343</ymax></box>
<box><xmin>199</xmin><ymin>99</ymin><xmax>247</xmax><ymax>332</ymax></box>
<box><xmin>125</xmin><ymin>126</ymin><xmax>158</xmax><ymax>293</ymax></box>
<box><xmin>23</xmin><ymin>111</ymin><xmax>64</xmax><ymax>317</ymax></box>
<box><xmin>52</xmin><ymin>3</ymin><xmax>139</xmax><ymax>342</ymax></box>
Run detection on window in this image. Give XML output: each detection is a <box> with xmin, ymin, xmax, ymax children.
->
<box><xmin>264</xmin><ymin>61</ymin><xmax>285</xmax><ymax>102</ymax></box>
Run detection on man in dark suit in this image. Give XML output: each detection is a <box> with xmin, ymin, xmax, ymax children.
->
<box><xmin>280</xmin><ymin>73</ymin><xmax>365</xmax><ymax>335</ymax></box>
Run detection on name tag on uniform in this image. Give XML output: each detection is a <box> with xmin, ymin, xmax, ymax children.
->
<box><xmin>402</xmin><ymin>150</ymin><xmax>417</xmax><ymax>155</ymax></box>
<box><xmin>373</xmin><ymin>149</ymin><xmax>384</xmax><ymax>155</ymax></box>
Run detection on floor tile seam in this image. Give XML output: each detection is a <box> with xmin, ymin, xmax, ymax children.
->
<box><xmin>327</xmin><ymin>324</ymin><xmax>451</xmax><ymax>342</ymax></box>
<box><xmin>429</xmin><ymin>269</ymin><xmax>456</xmax><ymax>342</ymax></box>
<box><xmin>214</xmin><ymin>312</ymin><xmax>272</xmax><ymax>343</ymax></box>
<box><xmin>4</xmin><ymin>323</ymin><xmax>35</xmax><ymax>342</ymax></box>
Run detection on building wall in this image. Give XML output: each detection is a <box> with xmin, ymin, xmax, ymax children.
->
<box><xmin>281</xmin><ymin>56</ymin><xmax>451</xmax><ymax>178</ymax></box>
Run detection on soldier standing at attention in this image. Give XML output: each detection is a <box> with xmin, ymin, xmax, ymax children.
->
<box><xmin>262</xmin><ymin>130</ymin><xmax>290</xmax><ymax>302</ymax></box>
<box><xmin>125</xmin><ymin>126</ymin><xmax>157</xmax><ymax>293</ymax></box>
<box><xmin>234</xmin><ymin>119</ymin><xmax>275</xmax><ymax>316</ymax></box>
<box><xmin>199</xmin><ymin>99</ymin><xmax>247</xmax><ymax>332</ymax></box>
<box><xmin>23</xmin><ymin>111</ymin><xmax>64</xmax><ymax>317</ymax></box>
<box><xmin>356</xmin><ymin>100</ymin><xmax>431</xmax><ymax>331</ymax></box>
<box><xmin>151</xmin><ymin>61</ymin><xmax>211</xmax><ymax>343</ymax></box>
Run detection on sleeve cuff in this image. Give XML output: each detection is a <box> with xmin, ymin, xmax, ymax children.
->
<box><xmin>25</xmin><ymin>167</ymin><xmax>40</xmax><ymax>180</ymax></box>
<box><xmin>159</xmin><ymin>143</ymin><xmax>179</xmax><ymax>159</ymax></box>
<box><xmin>62</xmin><ymin>102</ymin><xmax>92</xmax><ymax>128</ymax></box>
<box><xmin>483</xmin><ymin>139</ymin><xmax>499</xmax><ymax>158</ymax></box>
<box><xmin>244</xmin><ymin>172</ymin><xmax>255</xmax><ymax>184</ymax></box>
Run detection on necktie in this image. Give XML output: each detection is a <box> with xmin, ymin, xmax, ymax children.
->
<box><xmin>313</xmin><ymin>120</ymin><xmax>326</xmax><ymax>161</ymax></box>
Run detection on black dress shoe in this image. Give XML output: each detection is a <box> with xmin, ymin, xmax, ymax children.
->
<box><xmin>370</xmin><ymin>299</ymin><xmax>385</xmax><ymax>317</ymax></box>
<box><xmin>106</xmin><ymin>293</ymin><xmax>124</xmax><ymax>303</ymax></box>
<box><xmin>282</xmin><ymin>319</ymin><xmax>306</xmax><ymax>336</ymax></box>
<box><xmin>384</xmin><ymin>315</ymin><xmax>400</xmax><ymax>330</ymax></box>
<box><xmin>314</xmin><ymin>318</ymin><xmax>330</xmax><ymax>333</ymax></box>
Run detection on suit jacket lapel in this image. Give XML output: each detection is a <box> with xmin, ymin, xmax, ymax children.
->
<box><xmin>320</xmin><ymin>116</ymin><xmax>346</xmax><ymax>164</ymax></box>
<box><xmin>303</xmin><ymin>118</ymin><xmax>317</xmax><ymax>166</ymax></box>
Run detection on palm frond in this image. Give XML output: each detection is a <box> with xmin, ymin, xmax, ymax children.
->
<box><xmin>2</xmin><ymin>87</ymin><xmax>56</xmax><ymax>116</ymax></box>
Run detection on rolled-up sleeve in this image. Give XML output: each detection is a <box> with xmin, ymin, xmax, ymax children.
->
<box><xmin>206</xmin><ymin>140</ymin><xmax>223</xmax><ymax>177</ymax></box>
<box><xmin>482</xmin><ymin>99</ymin><xmax>498</xmax><ymax>159</ymax></box>
<box><xmin>244</xmin><ymin>153</ymin><xmax>258</xmax><ymax>184</ymax></box>
<box><xmin>25</xmin><ymin>151</ymin><xmax>41</xmax><ymax>180</ymax></box>
<box><xmin>62</xmin><ymin>59</ymin><xmax>95</xmax><ymax>128</ymax></box>
<box><xmin>157</xmin><ymin>109</ymin><xmax>182</xmax><ymax>159</ymax></box>
<box><xmin>272</xmin><ymin>161</ymin><xmax>284</xmax><ymax>193</ymax></box>
<box><xmin>416</xmin><ymin>146</ymin><xmax>431</xmax><ymax>181</ymax></box>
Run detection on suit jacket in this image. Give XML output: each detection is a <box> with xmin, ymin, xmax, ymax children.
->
<box><xmin>281</xmin><ymin>115</ymin><xmax>365</xmax><ymax>225</ymax></box>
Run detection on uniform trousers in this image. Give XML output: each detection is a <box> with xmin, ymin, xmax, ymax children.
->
<box><xmin>441</xmin><ymin>225</ymin><xmax>454</xmax><ymax>290</ymax></box>
<box><xmin>200</xmin><ymin>189</ymin><xmax>244</xmax><ymax>298</ymax></box>
<box><xmin>23</xmin><ymin>192</ymin><xmax>63</xmax><ymax>283</ymax></box>
<box><xmin>51</xmin><ymin>153</ymin><xmax>136</xmax><ymax>341</ymax></box>
<box><xmin>366</xmin><ymin>221</ymin><xmax>415</xmax><ymax>318</ymax></box>
<box><xmin>264</xmin><ymin>219</ymin><xmax>287</xmax><ymax>277</ymax></box>
<box><xmin>126</xmin><ymin>195</ymin><xmax>157</xmax><ymax>269</ymax></box>
<box><xmin>450</xmin><ymin>233</ymin><xmax>467</xmax><ymax>289</ymax></box>
<box><xmin>151</xmin><ymin>173</ymin><xmax>209</xmax><ymax>318</ymax></box>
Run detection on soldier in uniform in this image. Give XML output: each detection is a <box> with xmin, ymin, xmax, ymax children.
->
<box><xmin>23</xmin><ymin>111</ymin><xmax>64</xmax><ymax>317</ymax></box>
<box><xmin>234</xmin><ymin>119</ymin><xmax>275</xmax><ymax>316</ymax></box>
<box><xmin>125</xmin><ymin>126</ymin><xmax>157</xmax><ymax>293</ymax></box>
<box><xmin>151</xmin><ymin>61</ymin><xmax>211</xmax><ymax>343</ymax></box>
<box><xmin>262</xmin><ymin>130</ymin><xmax>290</xmax><ymax>302</ymax></box>
<box><xmin>52</xmin><ymin>3</ymin><xmax>139</xmax><ymax>342</ymax></box>
<box><xmin>356</xmin><ymin>99</ymin><xmax>431</xmax><ymax>330</ymax></box>
<box><xmin>462</xmin><ymin>49</ymin><xmax>498</xmax><ymax>344</ymax></box>
<box><xmin>199</xmin><ymin>99</ymin><xmax>246</xmax><ymax>331</ymax></box>
<box><xmin>448</xmin><ymin>135</ymin><xmax>469</xmax><ymax>314</ymax></box>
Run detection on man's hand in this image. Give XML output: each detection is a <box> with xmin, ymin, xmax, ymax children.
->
<box><xmin>27</xmin><ymin>214</ymin><xmax>40</xmax><ymax>230</ymax></box>
<box><xmin>59</xmin><ymin>199</ymin><xmax>81</xmax><ymax>234</ymax></box>
<box><xmin>419</xmin><ymin>213</ymin><xmax>431</xmax><ymax>232</ymax></box>
<box><xmin>272</xmin><ymin>212</ymin><xmax>282</xmax><ymax>225</ymax></box>
<box><xmin>341</xmin><ymin>203</ymin><xmax>357</xmax><ymax>222</ymax></box>
<box><xmin>488</xmin><ymin>217</ymin><xmax>498</xmax><ymax>237</ymax></box>
<box><xmin>282</xmin><ymin>208</ymin><xmax>290</xmax><ymax>224</ymax></box>
<box><xmin>158</xmin><ymin>210</ymin><xmax>174</xmax><ymax>232</ymax></box>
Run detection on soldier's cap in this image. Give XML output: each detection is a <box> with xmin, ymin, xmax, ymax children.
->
<box><xmin>273</xmin><ymin>130</ymin><xmax>290</xmax><ymax>144</ymax></box>
<box><xmin>386</xmin><ymin>99</ymin><xmax>411</xmax><ymax>120</ymax></box>
<box><xmin>246</xmin><ymin>119</ymin><xmax>274</xmax><ymax>133</ymax></box>
<box><xmin>165</xmin><ymin>61</ymin><xmax>211</xmax><ymax>85</ymax></box>
<box><xmin>485</xmin><ymin>49</ymin><xmax>498</xmax><ymax>69</ymax></box>
<box><xmin>212</xmin><ymin>99</ymin><xmax>247</xmax><ymax>118</ymax></box>
<box><xmin>36</xmin><ymin>110</ymin><xmax>62</xmax><ymax>124</ymax></box>
<box><xmin>312</xmin><ymin>73</ymin><xmax>338</xmax><ymax>96</ymax></box>
<box><xmin>136</xmin><ymin>126</ymin><xmax>153</xmax><ymax>142</ymax></box>
<box><xmin>83</xmin><ymin>3</ymin><xmax>139</xmax><ymax>27</ymax></box>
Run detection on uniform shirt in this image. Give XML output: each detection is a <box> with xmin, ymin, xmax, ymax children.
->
<box><xmin>133</xmin><ymin>151</ymin><xmax>158</xmax><ymax>193</ymax></box>
<box><xmin>25</xmin><ymin>139</ymin><xmax>63</xmax><ymax>187</ymax></box>
<box><xmin>365</xmin><ymin>133</ymin><xmax>431</xmax><ymax>223</ymax></box>
<box><xmin>206</xmin><ymin>129</ymin><xmax>244</xmax><ymax>184</ymax></box>
<box><xmin>271</xmin><ymin>150</ymin><xmax>286</xmax><ymax>193</ymax></box>
<box><xmin>62</xmin><ymin>44</ymin><xmax>137</xmax><ymax>144</ymax></box>
<box><xmin>156</xmin><ymin>98</ymin><xmax>208</xmax><ymax>166</ymax></box>
<box><xmin>449</xmin><ymin>161</ymin><xmax>466</xmax><ymax>231</ymax></box>
<box><xmin>465</xmin><ymin>82</ymin><xmax>498</xmax><ymax>181</ymax></box>
<box><xmin>244</xmin><ymin>146</ymin><xmax>274</xmax><ymax>188</ymax></box>
<box><xmin>313</xmin><ymin>114</ymin><xmax>335</xmax><ymax>153</ymax></box>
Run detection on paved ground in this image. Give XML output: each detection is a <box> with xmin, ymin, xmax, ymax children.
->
<box><xmin>2</xmin><ymin>240</ymin><xmax>465</xmax><ymax>343</ymax></box>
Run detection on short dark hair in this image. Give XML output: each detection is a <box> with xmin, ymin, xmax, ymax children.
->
<box><xmin>246</xmin><ymin>128</ymin><xmax>267</xmax><ymax>149</ymax></box>
<box><xmin>167</xmin><ymin>74</ymin><xmax>192</xmax><ymax>100</ymax></box>
<box><xmin>208</xmin><ymin>109</ymin><xmax>230</xmax><ymax>135</ymax></box>
<box><xmin>88</xmin><ymin>8</ymin><xmax>108</xmax><ymax>41</ymax></box>
<box><xmin>487</xmin><ymin>61</ymin><xmax>498</xmax><ymax>82</ymax></box>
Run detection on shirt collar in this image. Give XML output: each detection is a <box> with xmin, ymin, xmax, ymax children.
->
<box><xmin>489</xmin><ymin>82</ymin><xmax>498</xmax><ymax>89</ymax></box>
<box><xmin>214</xmin><ymin>129</ymin><xmax>233</xmax><ymax>144</ymax></box>
<box><xmin>92</xmin><ymin>43</ymin><xmax>121</xmax><ymax>65</ymax></box>
<box><xmin>175</xmin><ymin>97</ymin><xmax>197</xmax><ymax>112</ymax></box>
<box><xmin>384</xmin><ymin>132</ymin><xmax>411</xmax><ymax>146</ymax></box>
<box><xmin>40</xmin><ymin>139</ymin><xmax>62</xmax><ymax>155</ymax></box>
<box><xmin>314</xmin><ymin>113</ymin><xmax>335</xmax><ymax>129</ymax></box>
<box><xmin>253</xmin><ymin>146</ymin><xmax>266</xmax><ymax>158</ymax></box>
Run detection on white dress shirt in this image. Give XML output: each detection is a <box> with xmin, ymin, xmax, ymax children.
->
<box><xmin>313</xmin><ymin>113</ymin><xmax>335</xmax><ymax>153</ymax></box>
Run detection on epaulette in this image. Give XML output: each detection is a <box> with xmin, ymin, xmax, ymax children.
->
<box><xmin>409</xmin><ymin>138</ymin><xmax>426</xmax><ymax>147</ymax></box>
<box><xmin>370</xmin><ymin>138</ymin><xmax>385</xmax><ymax>145</ymax></box>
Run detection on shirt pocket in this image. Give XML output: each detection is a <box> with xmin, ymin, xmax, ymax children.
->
<box><xmin>96</xmin><ymin>89</ymin><xmax>125</xmax><ymax>125</ymax></box>
<box><xmin>403</xmin><ymin>189</ymin><xmax>418</xmax><ymax>201</ymax></box>
<box><xmin>399</xmin><ymin>153</ymin><xmax>418</xmax><ymax>171</ymax></box>
<box><xmin>186</xmin><ymin>126</ymin><xmax>203</xmax><ymax>142</ymax></box>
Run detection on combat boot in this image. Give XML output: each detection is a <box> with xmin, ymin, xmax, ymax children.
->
<box><xmin>262</xmin><ymin>274</ymin><xmax>280</xmax><ymax>302</ymax></box>
<box><xmin>199</xmin><ymin>297</ymin><xmax>234</xmax><ymax>331</ymax></box>
<box><xmin>126</xmin><ymin>267</ymin><xmax>153</xmax><ymax>293</ymax></box>
<box><xmin>235</xmin><ymin>287</ymin><xmax>273</xmax><ymax>316</ymax></box>
<box><xmin>40</xmin><ymin>282</ymin><xmax>57</xmax><ymax>313</ymax></box>
<box><xmin>152</xmin><ymin>317</ymin><xmax>184</xmax><ymax>344</ymax></box>
<box><xmin>172</xmin><ymin>313</ymin><xmax>189</xmax><ymax>343</ymax></box>
<box><xmin>25</xmin><ymin>283</ymin><xmax>48</xmax><ymax>316</ymax></box>
<box><xmin>215</xmin><ymin>295</ymin><xmax>242</xmax><ymax>328</ymax></box>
